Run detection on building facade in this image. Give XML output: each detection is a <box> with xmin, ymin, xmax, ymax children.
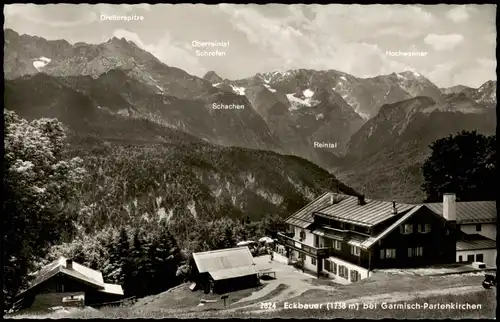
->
<box><xmin>275</xmin><ymin>192</ymin><xmax>495</xmax><ymax>284</ymax></box>
<box><xmin>426</xmin><ymin>199</ymin><xmax>497</xmax><ymax>267</ymax></box>
<box><xmin>14</xmin><ymin>257</ymin><xmax>124</xmax><ymax>311</ymax></box>
<box><xmin>191</xmin><ymin>247</ymin><xmax>260</xmax><ymax>294</ymax></box>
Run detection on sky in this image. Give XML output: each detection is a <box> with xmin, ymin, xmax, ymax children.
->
<box><xmin>4</xmin><ymin>4</ymin><xmax>497</xmax><ymax>88</ymax></box>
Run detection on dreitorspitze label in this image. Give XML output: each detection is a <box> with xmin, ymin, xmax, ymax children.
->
<box><xmin>100</xmin><ymin>14</ymin><xmax>144</xmax><ymax>21</ymax></box>
<box><xmin>192</xmin><ymin>41</ymin><xmax>229</xmax><ymax>57</ymax></box>
<box><xmin>212</xmin><ymin>103</ymin><xmax>244</xmax><ymax>110</ymax></box>
<box><xmin>314</xmin><ymin>142</ymin><xmax>338</xmax><ymax>148</ymax></box>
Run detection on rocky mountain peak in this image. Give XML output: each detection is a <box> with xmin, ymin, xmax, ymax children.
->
<box><xmin>203</xmin><ymin>71</ymin><xmax>223</xmax><ymax>84</ymax></box>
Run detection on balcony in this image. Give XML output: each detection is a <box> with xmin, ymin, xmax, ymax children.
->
<box><xmin>276</xmin><ymin>232</ymin><xmax>330</xmax><ymax>258</ymax></box>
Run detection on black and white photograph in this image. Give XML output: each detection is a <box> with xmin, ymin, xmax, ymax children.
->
<box><xmin>3</xmin><ymin>3</ymin><xmax>497</xmax><ymax>319</ymax></box>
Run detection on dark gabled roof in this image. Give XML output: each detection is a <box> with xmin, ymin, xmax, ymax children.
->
<box><xmin>17</xmin><ymin>256</ymin><xmax>123</xmax><ymax>297</ymax></box>
<box><xmin>192</xmin><ymin>247</ymin><xmax>258</xmax><ymax>280</ymax></box>
<box><xmin>457</xmin><ymin>234</ymin><xmax>497</xmax><ymax>251</ymax></box>
<box><xmin>317</xmin><ymin>194</ymin><xmax>415</xmax><ymax>227</ymax></box>
<box><xmin>425</xmin><ymin>201</ymin><xmax>496</xmax><ymax>224</ymax></box>
<box><xmin>361</xmin><ymin>204</ymin><xmax>459</xmax><ymax>249</ymax></box>
<box><xmin>361</xmin><ymin>206</ymin><xmax>424</xmax><ymax>249</ymax></box>
<box><xmin>285</xmin><ymin>192</ymin><xmax>335</xmax><ymax>228</ymax></box>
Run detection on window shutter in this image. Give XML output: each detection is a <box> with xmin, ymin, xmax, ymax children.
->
<box><xmin>380</xmin><ymin>249</ymin><xmax>385</xmax><ymax>259</ymax></box>
<box><xmin>408</xmin><ymin>248</ymin><xmax>412</xmax><ymax>257</ymax></box>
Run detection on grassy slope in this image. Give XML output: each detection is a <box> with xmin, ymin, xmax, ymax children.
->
<box><xmin>9</xmin><ymin>273</ymin><xmax>495</xmax><ymax>319</ymax></box>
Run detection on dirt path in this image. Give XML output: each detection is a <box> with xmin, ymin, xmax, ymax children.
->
<box><xmin>227</xmin><ymin>280</ymin><xmax>333</xmax><ymax>312</ymax></box>
<box><xmin>232</xmin><ymin>282</ymin><xmax>281</xmax><ymax>304</ymax></box>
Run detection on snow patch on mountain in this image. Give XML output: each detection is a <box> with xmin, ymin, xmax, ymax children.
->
<box><xmin>316</xmin><ymin>113</ymin><xmax>324</xmax><ymax>120</ymax></box>
<box><xmin>147</xmin><ymin>75</ymin><xmax>164</xmax><ymax>93</ymax></box>
<box><xmin>33</xmin><ymin>56</ymin><xmax>51</xmax><ymax>70</ymax></box>
<box><xmin>264</xmin><ymin>84</ymin><xmax>276</xmax><ymax>93</ymax></box>
<box><xmin>230</xmin><ymin>84</ymin><xmax>246</xmax><ymax>95</ymax></box>
<box><xmin>303</xmin><ymin>89</ymin><xmax>314</xmax><ymax>98</ymax></box>
<box><xmin>212</xmin><ymin>82</ymin><xmax>221</xmax><ymax>87</ymax></box>
<box><xmin>286</xmin><ymin>92</ymin><xmax>320</xmax><ymax>110</ymax></box>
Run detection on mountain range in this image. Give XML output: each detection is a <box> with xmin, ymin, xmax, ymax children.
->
<box><xmin>4</xmin><ymin>28</ymin><xmax>496</xmax><ymax>203</ymax></box>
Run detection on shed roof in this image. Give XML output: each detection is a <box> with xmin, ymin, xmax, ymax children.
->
<box><xmin>192</xmin><ymin>247</ymin><xmax>254</xmax><ymax>274</ymax></box>
<box><xmin>100</xmin><ymin>283</ymin><xmax>124</xmax><ymax>295</ymax></box>
<box><xmin>209</xmin><ymin>266</ymin><xmax>258</xmax><ymax>281</ymax></box>
<box><xmin>425</xmin><ymin>201</ymin><xmax>496</xmax><ymax>224</ymax></box>
<box><xmin>456</xmin><ymin>234</ymin><xmax>497</xmax><ymax>251</ymax></box>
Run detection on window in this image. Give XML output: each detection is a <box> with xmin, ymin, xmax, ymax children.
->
<box><xmin>299</xmin><ymin>230</ymin><xmax>306</xmax><ymax>240</ymax></box>
<box><xmin>418</xmin><ymin>224</ymin><xmax>431</xmax><ymax>233</ymax></box>
<box><xmin>467</xmin><ymin>255</ymin><xmax>474</xmax><ymax>262</ymax></box>
<box><xmin>380</xmin><ymin>249</ymin><xmax>385</xmax><ymax>259</ymax></box>
<box><xmin>476</xmin><ymin>224</ymin><xmax>482</xmax><ymax>232</ymax></box>
<box><xmin>299</xmin><ymin>252</ymin><xmax>305</xmax><ymax>260</ymax></box>
<box><xmin>324</xmin><ymin>260</ymin><xmax>337</xmax><ymax>275</ymax></box>
<box><xmin>458</xmin><ymin>255</ymin><xmax>463</xmax><ymax>262</ymax></box>
<box><xmin>400</xmin><ymin>224</ymin><xmax>413</xmax><ymax>234</ymax></box>
<box><xmin>385</xmin><ymin>249</ymin><xmax>396</xmax><ymax>258</ymax></box>
<box><xmin>334</xmin><ymin>240</ymin><xmax>342</xmax><ymax>250</ymax></box>
<box><xmin>311</xmin><ymin>257</ymin><xmax>316</xmax><ymax>265</ymax></box>
<box><xmin>350</xmin><ymin>270</ymin><xmax>360</xmax><ymax>282</ymax></box>
<box><xmin>339</xmin><ymin>265</ymin><xmax>349</xmax><ymax>279</ymax></box>
<box><xmin>340</xmin><ymin>223</ymin><xmax>345</xmax><ymax>230</ymax></box>
<box><xmin>476</xmin><ymin>254</ymin><xmax>484</xmax><ymax>262</ymax></box>
<box><xmin>408</xmin><ymin>247</ymin><xmax>423</xmax><ymax>257</ymax></box>
<box><xmin>350</xmin><ymin>245</ymin><xmax>361</xmax><ymax>256</ymax></box>
<box><xmin>324</xmin><ymin>239</ymin><xmax>332</xmax><ymax>248</ymax></box>
<box><xmin>314</xmin><ymin>235</ymin><xmax>319</xmax><ymax>247</ymax></box>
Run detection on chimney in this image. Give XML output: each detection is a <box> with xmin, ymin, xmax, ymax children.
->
<box><xmin>66</xmin><ymin>259</ymin><xmax>73</xmax><ymax>270</ymax></box>
<box><xmin>392</xmin><ymin>201</ymin><xmax>397</xmax><ymax>214</ymax></box>
<box><xmin>357</xmin><ymin>195</ymin><xmax>366</xmax><ymax>205</ymax></box>
<box><xmin>443</xmin><ymin>193</ymin><xmax>456</xmax><ymax>221</ymax></box>
<box><xmin>330</xmin><ymin>194</ymin><xmax>334</xmax><ymax>204</ymax></box>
